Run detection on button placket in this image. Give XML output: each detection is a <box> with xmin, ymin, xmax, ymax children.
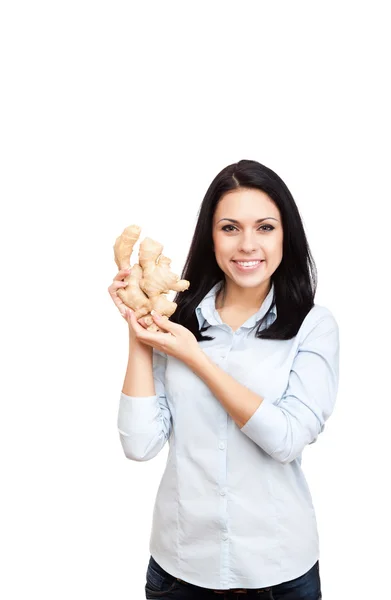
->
<box><xmin>217</xmin><ymin>408</ymin><xmax>229</xmax><ymax>584</ymax></box>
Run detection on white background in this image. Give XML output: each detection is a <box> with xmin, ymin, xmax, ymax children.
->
<box><xmin>1</xmin><ymin>2</ymin><xmax>390</xmax><ymax>599</ymax></box>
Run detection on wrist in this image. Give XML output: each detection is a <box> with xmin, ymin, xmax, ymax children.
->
<box><xmin>186</xmin><ymin>347</ymin><xmax>209</xmax><ymax>373</ymax></box>
<box><xmin>129</xmin><ymin>331</ymin><xmax>152</xmax><ymax>353</ymax></box>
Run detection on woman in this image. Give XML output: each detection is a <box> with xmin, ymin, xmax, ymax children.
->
<box><xmin>109</xmin><ymin>160</ymin><xmax>339</xmax><ymax>599</ymax></box>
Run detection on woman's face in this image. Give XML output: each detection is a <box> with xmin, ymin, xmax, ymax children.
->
<box><xmin>212</xmin><ymin>188</ymin><xmax>283</xmax><ymax>291</ymax></box>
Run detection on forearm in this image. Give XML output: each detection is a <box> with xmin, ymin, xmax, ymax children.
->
<box><xmin>188</xmin><ymin>351</ymin><xmax>263</xmax><ymax>429</ymax></box>
<box><xmin>122</xmin><ymin>333</ymin><xmax>155</xmax><ymax>397</ymax></box>
<box><xmin>187</xmin><ymin>348</ymin><xmax>328</xmax><ymax>464</ymax></box>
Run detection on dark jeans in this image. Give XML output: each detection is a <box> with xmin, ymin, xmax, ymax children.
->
<box><xmin>145</xmin><ymin>555</ymin><xmax>322</xmax><ymax>599</ymax></box>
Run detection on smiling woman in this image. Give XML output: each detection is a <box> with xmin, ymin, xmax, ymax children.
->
<box><xmin>168</xmin><ymin>160</ymin><xmax>318</xmax><ymax>342</ymax></box>
<box><xmin>212</xmin><ymin>188</ymin><xmax>284</xmax><ymax>315</ymax></box>
<box><xmin>113</xmin><ymin>159</ymin><xmax>337</xmax><ymax>599</ymax></box>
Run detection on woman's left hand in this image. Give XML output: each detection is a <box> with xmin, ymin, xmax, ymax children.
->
<box><xmin>126</xmin><ymin>309</ymin><xmax>202</xmax><ymax>365</ymax></box>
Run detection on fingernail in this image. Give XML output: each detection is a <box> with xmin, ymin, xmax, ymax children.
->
<box><xmin>151</xmin><ymin>310</ymin><xmax>160</xmax><ymax>319</ymax></box>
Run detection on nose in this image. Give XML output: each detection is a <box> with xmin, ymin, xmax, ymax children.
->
<box><xmin>238</xmin><ymin>231</ymin><xmax>259</xmax><ymax>254</ymax></box>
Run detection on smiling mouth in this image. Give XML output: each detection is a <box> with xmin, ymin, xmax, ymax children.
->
<box><xmin>232</xmin><ymin>260</ymin><xmax>265</xmax><ymax>271</ymax></box>
<box><xmin>232</xmin><ymin>260</ymin><xmax>264</xmax><ymax>264</ymax></box>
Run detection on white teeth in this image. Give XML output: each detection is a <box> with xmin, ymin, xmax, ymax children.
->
<box><xmin>235</xmin><ymin>261</ymin><xmax>261</xmax><ymax>266</ymax></box>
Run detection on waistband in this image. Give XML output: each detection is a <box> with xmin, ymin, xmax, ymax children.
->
<box><xmin>176</xmin><ymin>578</ymin><xmax>271</xmax><ymax>594</ymax></box>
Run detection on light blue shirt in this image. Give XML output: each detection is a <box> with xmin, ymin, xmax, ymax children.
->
<box><xmin>117</xmin><ymin>282</ymin><xmax>340</xmax><ymax>589</ymax></box>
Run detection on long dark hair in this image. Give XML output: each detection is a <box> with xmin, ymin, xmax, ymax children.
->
<box><xmin>170</xmin><ymin>159</ymin><xmax>317</xmax><ymax>341</ymax></box>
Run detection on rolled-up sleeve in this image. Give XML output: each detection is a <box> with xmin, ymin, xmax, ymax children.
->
<box><xmin>240</xmin><ymin>313</ymin><xmax>340</xmax><ymax>464</ymax></box>
<box><xmin>117</xmin><ymin>349</ymin><xmax>172</xmax><ymax>461</ymax></box>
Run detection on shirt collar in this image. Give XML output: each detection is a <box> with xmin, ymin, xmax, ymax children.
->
<box><xmin>195</xmin><ymin>281</ymin><xmax>277</xmax><ymax>330</ymax></box>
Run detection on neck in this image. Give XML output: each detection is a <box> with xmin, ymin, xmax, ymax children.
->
<box><xmin>216</xmin><ymin>279</ymin><xmax>271</xmax><ymax>311</ymax></box>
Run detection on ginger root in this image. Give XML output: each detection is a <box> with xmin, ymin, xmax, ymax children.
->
<box><xmin>113</xmin><ymin>224</ymin><xmax>190</xmax><ymax>331</ymax></box>
<box><xmin>113</xmin><ymin>224</ymin><xmax>141</xmax><ymax>271</ymax></box>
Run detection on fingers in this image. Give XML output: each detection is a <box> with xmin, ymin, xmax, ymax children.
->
<box><xmin>108</xmin><ymin>280</ymin><xmax>129</xmax><ymax>293</ymax></box>
<box><xmin>108</xmin><ymin>270</ymin><xmax>131</xmax><ymax>298</ymax></box>
<box><xmin>108</xmin><ymin>269</ymin><xmax>131</xmax><ymax>319</ymax></box>
<box><xmin>108</xmin><ymin>281</ymin><xmax>129</xmax><ymax>306</ymax></box>
<box><xmin>151</xmin><ymin>311</ymin><xmax>172</xmax><ymax>331</ymax></box>
<box><xmin>113</xmin><ymin>267</ymin><xmax>131</xmax><ymax>282</ymax></box>
<box><xmin>136</xmin><ymin>316</ymin><xmax>149</xmax><ymax>329</ymax></box>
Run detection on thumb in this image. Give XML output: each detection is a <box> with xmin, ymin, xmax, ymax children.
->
<box><xmin>151</xmin><ymin>310</ymin><xmax>178</xmax><ymax>333</ymax></box>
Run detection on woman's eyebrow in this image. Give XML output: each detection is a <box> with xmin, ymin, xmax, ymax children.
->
<box><xmin>217</xmin><ymin>217</ymin><xmax>279</xmax><ymax>224</ymax></box>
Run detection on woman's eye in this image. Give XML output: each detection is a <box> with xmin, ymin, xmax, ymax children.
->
<box><xmin>221</xmin><ymin>224</ymin><xmax>275</xmax><ymax>232</ymax></box>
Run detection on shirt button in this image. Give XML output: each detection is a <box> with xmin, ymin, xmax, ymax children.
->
<box><xmin>219</xmin><ymin>490</ymin><xmax>226</xmax><ymax>496</ymax></box>
<box><xmin>222</xmin><ymin>533</ymin><xmax>228</xmax><ymax>541</ymax></box>
<box><xmin>219</xmin><ymin>442</ymin><xmax>225</xmax><ymax>450</ymax></box>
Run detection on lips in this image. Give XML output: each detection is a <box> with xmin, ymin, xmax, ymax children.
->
<box><xmin>232</xmin><ymin>260</ymin><xmax>265</xmax><ymax>272</ymax></box>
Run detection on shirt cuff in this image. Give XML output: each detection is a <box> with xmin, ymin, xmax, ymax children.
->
<box><xmin>240</xmin><ymin>398</ymin><xmax>285</xmax><ymax>456</ymax></box>
<box><xmin>118</xmin><ymin>392</ymin><xmax>161</xmax><ymax>434</ymax></box>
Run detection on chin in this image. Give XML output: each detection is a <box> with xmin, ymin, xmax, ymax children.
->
<box><xmin>227</xmin><ymin>274</ymin><xmax>268</xmax><ymax>287</ymax></box>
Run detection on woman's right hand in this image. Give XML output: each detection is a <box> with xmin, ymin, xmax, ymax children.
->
<box><xmin>108</xmin><ymin>268</ymin><xmax>149</xmax><ymax>331</ymax></box>
<box><xmin>108</xmin><ymin>268</ymin><xmax>132</xmax><ymax>321</ymax></box>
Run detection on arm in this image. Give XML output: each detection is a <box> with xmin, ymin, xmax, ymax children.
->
<box><xmin>188</xmin><ymin>314</ymin><xmax>339</xmax><ymax>464</ymax></box>
<box><xmin>117</xmin><ymin>334</ymin><xmax>172</xmax><ymax>462</ymax></box>
<box><xmin>122</xmin><ymin>335</ymin><xmax>155</xmax><ymax>397</ymax></box>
